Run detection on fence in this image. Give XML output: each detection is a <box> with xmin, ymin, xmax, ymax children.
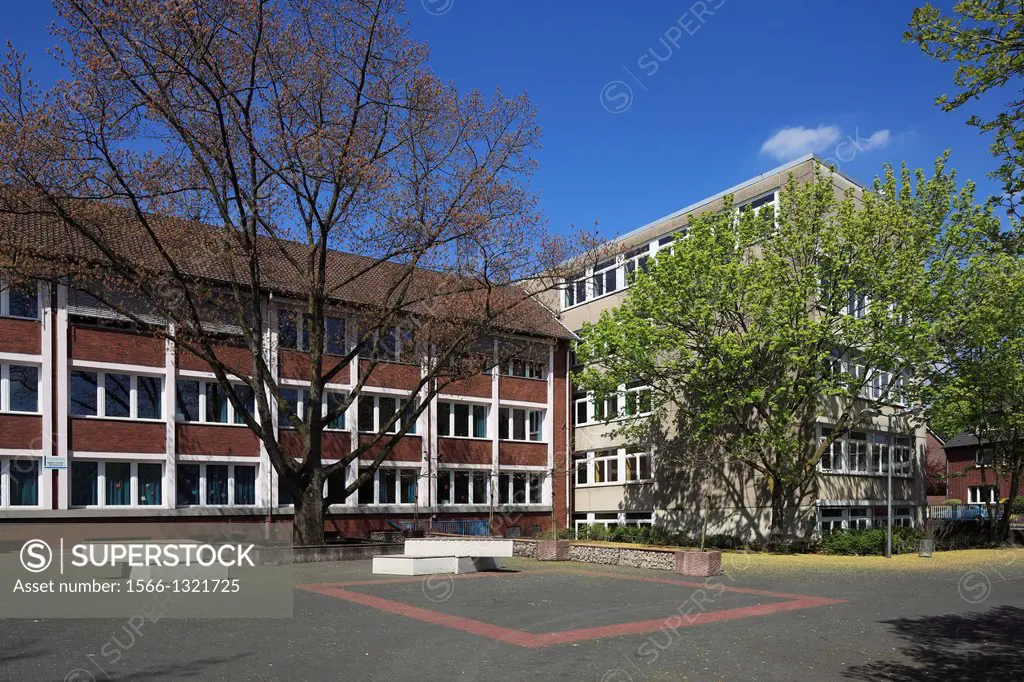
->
<box><xmin>926</xmin><ymin>504</ymin><xmax>1001</xmax><ymax>521</ymax></box>
<box><xmin>385</xmin><ymin>518</ymin><xmax>493</xmax><ymax>536</ymax></box>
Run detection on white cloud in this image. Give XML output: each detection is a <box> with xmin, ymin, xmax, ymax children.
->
<box><xmin>760</xmin><ymin>125</ymin><xmax>841</xmax><ymax>162</ymax></box>
<box><xmin>857</xmin><ymin>129</ymin><xmax>891</xmax><ymax>152</ymax></box>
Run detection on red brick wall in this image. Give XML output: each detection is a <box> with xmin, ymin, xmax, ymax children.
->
<box><xmin>552</xmin><ymin>340</ymin><xmax>569</xmax><ymax>524</ymax></box>
<box><xmin>437</xmin><ymin>437</ymin><xmax>492</xmax><ymax>465</ymax></box>
<box><xmin>0</xmin><ymin>318</ymin><xmax>41</xmax><ymax>354</ymax></box>
<box><xmin>499</xmin><ymin>376</ymin><xmax>547</xmax><ymax>403</ymax></box>
<box><xmin>71</xmin><ymin>327</ymin><xmax>164</xmax><ymax>366</ymax></box>
<box><xmin>178</xmin><ymin>345</ymin><xmax>254</xmax><ymax>377</ymax></box>
<box><xmin>278</xmin><ymin>349</ymin><xmax>351</xmax><ymax>382</ymax></box>
<box><xmin>280</xmin><ymin>430</ymin><xmax>351</xmax><ymax>459</ymax></box>
<box><xmin>499</xmin><ymin>442</ymin><xmax>547</xmax><ymax>467</ymax></box>
<box><xmin>446</xmin><ymin>374</ymin><xmax>492</xmax><ymax>398</ymax></box>
<box><xmin>945</xmin><ymin>445</ymin><xmax>1015</xmax><ymax>501</ymax></box>
<box><xmin>0</xmin><ymin>414</ymin><xmax>42</xmax><ymax>449</ymax></box>
<box><xmin>176</xmin><ymin>424</ymin><xmax>259</xmax><ymax>456</ymax></box>
<box><xmin>358</xmin><ymin>434</ymin><xmax>422</xmax><ymax>463</ymax></box>
<box><xmin>359</xmin><ymin>360</ymin><xmax>420</xmax><ymax>391</ymax></box>
<box><xmin>71</xmin><ymin>419</ymin><xmax>165</xmax><ymax>453</ymax></box>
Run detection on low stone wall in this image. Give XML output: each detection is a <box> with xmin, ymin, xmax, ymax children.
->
<box><xmin>512</xmin><ymin>540</ymin><xmax>678</xmax><ymax>571</ymax></box>
<box><xmin>291</xmin><ymin>542</ymin><xmax>404</xmax><ymax>564</ymax></box>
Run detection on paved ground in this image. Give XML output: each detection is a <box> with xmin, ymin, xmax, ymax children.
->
<box><xmin>2</xmin><ymin>551</ymin><xmax>1024</xmax><ymax>681</ymax></box>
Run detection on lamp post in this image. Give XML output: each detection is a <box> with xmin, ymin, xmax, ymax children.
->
<box><xmin>887</xmin><ymin>405</ymin><xmax>924</xmax><ymax>558</ymax></box>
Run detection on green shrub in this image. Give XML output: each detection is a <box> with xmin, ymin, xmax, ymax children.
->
<box><xmin>819</xmin><ymin>527</ymin><xmax>926</xmax><ymax>555</ymax></box>
<box><xmin>1011</xmin><ymin>496</ymin><xmax>1024</xmax><ymax>515</ymax></box>
<box><xmin>944</xmin><ymin>498</ymin><xmax>962</xmax><ymax>506</ymax></box>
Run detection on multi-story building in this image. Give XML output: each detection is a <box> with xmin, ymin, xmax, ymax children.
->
<box><xmin>546</xmin><ymin>155</ymin><xmax>927</xmax><ymax>541</ymax></box>
<box><xmin>0</xmin><ymin>233</ymin><xmax>572</xmax><ymax>538</ymax></box>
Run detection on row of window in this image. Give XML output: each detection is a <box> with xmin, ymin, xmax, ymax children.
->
<box><xmin>818</xmin><ymin>505</ymin><xmax>915</xmax><ymax>533</ymax></box>
<box><xmin>819</xmin><ymin>428</ymin><xmax>914</xmax><ymax>476</ymax></box>
<box><xmin>326</xmin><ymin>467</ymin><xmax>547</xmax><ymax>506</ymax></box>
<box><xmin>71</xmin><ymin>370</ymin><xmax>163</xmax><ymax>420</ymax></box>
<box><xmin>572</xmin><ymin>511</ymin><xmax>654</xmax><ymax>530</ymax></box>
<box><xmin>0</xmin><ymin>282</ymin><xmax>39</xmax><ymax>320</ymax></box>
<box><xmin>573</xmin><ymin>383</ymin><xmax>652</xmax><ymax>425</ymax></box>
<box><xmin>574</xmin><ymin>449</ymin><xmax>652</xmax><ymax>486</ymax></box>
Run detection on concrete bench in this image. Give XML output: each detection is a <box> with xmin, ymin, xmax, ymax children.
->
<box><xmin>372</xmin><ymin>538</ymin><xmax>513</xmax><ymax>575</ymax></box>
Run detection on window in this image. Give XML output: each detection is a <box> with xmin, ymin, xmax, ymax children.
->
<box><xmin>846</xmin><ymin>291</ymin><xmax>869</xmax><ymax>319</ymax></box>
<box><xmin>437</xmin><ymin>469</ymin><xmax>489</xmax><ymax>505</ymax></box>
<box><xmin>976</xmin><ymin>448</ymin><xmax>995</xmax><ymax>467</ymax></box>
<box><xmin>507</xmin><ymin>358</ymin><xmax>547</xmax><ymax>379</ymax></box>
<box><xmin>498</xmin><ymin>407</ymin><xmax>544</xmax><ymax>442</ymax></box>
<box><xmin>592</xmin><ymin>259</ymin><xmax>618</xmax><ymax>297</ymax></box>
<box><xmin>593</xmin><ymin>394</ymin><xmax>619</xmax><ymax>421</ymax></box>
<box><xmin>573</xmin><ymin>391</ymin><xmax>589</xmax><ymax>425</ymax></box>
<box><xmin>623</xmin><ymin>245</ymin><xmax>650</xmax><ymax>283</ymax></box>
<box><xmin>848</xmin><ymin>433</ymin><xmax>868</xmax><ymax>473</ymax></box>
<box><xmin>818</xmin><ymin>508</ymin><xmax>844</xmax><ymax>533</ymax></box>
<box><xmin>358</xmin><ymin>395</ymin><xmax>417</xmax><ymax>434</ymax></box>
<box><xmin>1</xmin><ymin>363</ymin><xmax>39</xmax><ymax>413</ymax></box>
<box><xmin>496</xmin><ymin>471</ymin><xmax>544</xmax><ymax>505</ymax></box>
<box><xmin>357</xmin><ymin>467</ymin><xmax>419</xmax><ymax>505</ymax></box>
<box><xmin>276</xmin><ymin>387</ymin><xmax>347</xmax><ymax>430</ymax></box>
<box><xmin>820</xmin><ymin>429</ymin><xmax>842</xmax><ymax>471</ymax></box>
<box><xmin>848</xmin><ymin>507</ymin><xmax>870</xmax><ymax>530</ymax></box>
<box><xmin>0</xmin><ymin>280</ymin><xmax>39</xmax><ymax>320</ymax></box>
<box><xmin>819</xmin><ymin>427</ymin><xmax>914</xmax><ymax>477</ymax></box>
<box><xmin>358</xmin><ymin>325</ymin><xmax>415</xmax><ymax>363</ymax></box>
<box><xmin>624</xmin><ymin>512</ymin><xmax>654</xmax><ymax>527</ymax></box>
<box><xmin>437</xmin><ymin>401</ymin><xmax>488</xmax><ymax>438</ymax></box>
<box><xmin>592</xmin><ymin>451</ymin><xmax>619</xmax><ymax>484</ymax></box>
<box><xmin>71</xmin><ymin>460</ymin><xmax>166</xmax><ymax>507</ymax></box>
<box><xmin>278</xmin><ymin>309</ymin><xmax>300</xmax><ymax>350</ymax></box>
<box><xmin>325</xmin><ymin>316</ymin><xmax>346</xmax><ymax>355</ymax></box>
<box><xmin>71</xmin><ymin>370</ymin><xmax>163</xmax><ymax>420</ymax></box>
<box><xmin>624</xmin><ymin>451</ymin><xmax>652</xmax><ymax>481</ymax></box>
<box><xmin>574</xmin><ymin>453</ymin><xmax>588</xmax><ymax>486</ymax></box>
<box><xmin>3</xmin><ymin>458</ymin><xmax>40</xmax><ymax>507</ymax></box>
<box><xmin>968</xmin><ymin>485</ymin><xmax>998</xmax><ymax>505</ymax></box>
<box><xmin>176</xmin><ymin>462</ymin><xmax>257</xmax><ymax>506</ymax></box>
<box><xmin>176</xmin><ymin>378</ymin><xmax>255</xmax><ymax>426</ymax></box>
<box><xmin>624</xmin><ymin>383</ymin><xmax>652</xmax><ymax>416</ymax></box>
<box><xmin>740</xmin><ymin>192</ymin><xmax>776</xmax><ymax>213</ymax></box>
<box><xmin>563</xmin><ymin>273</ymin><xmax>586</xmax><ymax>308</ymax></box>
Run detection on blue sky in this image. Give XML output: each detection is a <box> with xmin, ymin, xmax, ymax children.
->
<box><xmin>4</xmin><ymin>1</ymin><xmax>1006</xmax><ymax>239</ymax></box>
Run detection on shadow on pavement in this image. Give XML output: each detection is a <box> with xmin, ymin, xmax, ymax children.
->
<box><xmin>844</xmin><ymin>604</ymin><xmax>1024</xmax><ymax>680</ymax></box>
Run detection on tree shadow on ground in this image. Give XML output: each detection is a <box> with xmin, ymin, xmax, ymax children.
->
<box><xmin>843</xmin><ymin>604</ymin><xmax>1024</xmax><ymax>680</ymax></box>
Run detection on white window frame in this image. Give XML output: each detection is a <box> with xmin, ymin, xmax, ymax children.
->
<box><xmin>624</xmin><ymin>383</ymin><xmax>652</xmax><ymax>417</ymax></box>
<box><xmin>357</xmin><ymin>394</ymin><xmax>416</xmax><ymax>435</ymax></box>
<box><xmin>506</xmin><ymin>358</ymin><xmax>547</xmax><ymax>380</ymax></box>
<box><xmin>818</xmin><ymin>426</ymin><xmax>914</xmax><ymax>478</ymax></box>
<box><xmin>496</xmin><ymin>470</ymin><xmax>545</xmax><ymax>506</ymax></box>
<box><xmin>0</xmin><ymin>362</ymin><xmax>42</xmax><ymax>414</ymax></box>
<box><xmin>175</xmin><ymin>461</ymin><xmax>259</xmax><ymax>507</ymax></box>
<box><xmin>0</xmin><ymin>279</ymin><xmax>40</xmax><ymax>321</ymax></box>
<box><xmin>69</xmin><ymin>460</ymin><xmax>168</xmax><ymax>509</ymax></box>
<box><xmin>278</xmin><ymin>309</ymin><xmax>348</xmax><ymax>355</ymax></box>
<box><xmin>1</xmin><ymin>457</ymin><xmax>43</xmax><ymax>508</ymax></box>
<box><xmin>175</xmin><ymin>377</ymin><xmax>252</xmax><ymax>426</ymax></box>
<box><xmin>437</xmin><ymin>400</ymin><xmax>489</xmax><ymax>439</ymax></box>
<box><xmin>277</xmin><ymin>386</ymin><xmax>348</xmax><ymax>431</ymax></box>
<box><xmin>623</xmin><ymin>244</ymin><xmax>652</xmax><ymax>283</ymax></box>
<box><xmin>575</xmin><ymin>448</ymin><xmax>654</xmax><ymax>487</ymax></box>
<box><xmin>71</xmin><ymin>369</ymin><xmax>165</xmax><ymax>422</ymax></box>
<box><xmin>968</xmin><ymin>485</ymin><xmax>998</xmax><ymax>505</ymax></box>
<box><xmin>356</xmin><ymin>465</ymin><xmax>420</xmax><ymax>506</ymax></box>
<box><xmin>436</xmin><ymin>468</ymin><xmax>490</xmax><ymax>506</ymax></box>
<box><xmin>624</xmin><ymin>450</ymin><xmax>653</xmax><ymax>482</ymax></box>
<box><xmin>498</xmin><ymin>406</ymin><xmax>545</xmax><ymax>442</ymax></box>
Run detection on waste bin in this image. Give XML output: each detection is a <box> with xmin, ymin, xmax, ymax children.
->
<box><xmin>919</xmin><ymin>539</ymin><xmax>934</xmax><ymax>557</ymax></box>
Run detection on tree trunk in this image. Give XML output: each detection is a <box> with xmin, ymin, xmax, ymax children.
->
<box><xmin>997</xmin><ymin>469</ymin><xmax>1020</xmax><ymax>544</ymax></box>
<box><xmin>293</xmin><ymin>473</ymin><xmax>326</xmax><ymax>546</ymax></box>
<box><xmin>769</xmin><ymin>477</ymin><xmax>788</xmax><ymax>543</ymax></box>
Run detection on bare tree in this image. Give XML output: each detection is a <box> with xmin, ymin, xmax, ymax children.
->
<box><xmin>0</xmin><ymin>0</ymin><xmax>572</xmax><ymax>544</ymax></box>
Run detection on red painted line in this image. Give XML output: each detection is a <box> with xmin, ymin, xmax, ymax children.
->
<box><xmin>301</xmin><ymin>570</ymin><xmax>532</xmax><ymax>590</ymax></box>
<box><xmin>558</xmin><ymin>567</ymin><xmax>833</xmax><ymax>601</ymax></box>
<box><xmin>299</xmin><ymin>584</ymin><xmax>538</xmax><ymax>647</ymax></box>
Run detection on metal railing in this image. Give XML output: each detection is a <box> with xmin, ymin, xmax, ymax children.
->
<box><xmin>926</xmin><ymin>504</ymin><xmax>1002</xmax><ymax>521</ymax></box>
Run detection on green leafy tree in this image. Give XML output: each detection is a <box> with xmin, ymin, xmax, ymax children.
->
<box><xmin>574</xmin><ymin>161</ymin><xmax>960</xmax><ymax>540</ymax></box>
<box><xmin>925</xmin><ymin>215</ymin><xmax>1024</xmax><ymax>543</ymax></box>
<box><xmin>907</xmin><ymin>1</ymin><xmax>1024</xmax><ymax>236</ymax></box>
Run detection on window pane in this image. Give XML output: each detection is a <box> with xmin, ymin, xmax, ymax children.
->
<box><xmin>379</xmin><ymin>468</ymin><xmax>396</xmax><ymax>504</ymax></box>
<box><xmin>279</xmin><ymin>388</ymin><xmax>299</xmax><ymax>428</ymax></box>
<box><xmin>106</xmin><ymin>461</ymin><xmax>131</xmax><ymax>505</ymax></box>
<box><xmin>513</xmin><ymin>409</ymin><xmax>526</xmax><ymax>441</ymax></box>
<box><xmin>512</xmin><ymin>474</ymin><xmax>527</xmax><ymax>503</ymax></box>
<box><xmin>454</xmin><ymin>471</ymin><xmax>470</xmax><ymax>504</ymax></box>
<box><xmin>401</xmin><ymin>399</ymin><xmax>417</xmax><ymax>435</ymax></box>
<box><xmin>529</xmin><ymin>411</ymin><xmax>543</xmax><ymax>441</ymax></box>
<box><xmin>71</xmin><ymin>371</ymin><xmax>99</xmax><ymax>417</ymax></box>
<box><xmin>277</xmin><ymin>475</ymin><xmax>293</xmax><ymax>506</ymax></box>
<box><xmin>8</xmin><ymin>365</ymin><xmax>38</xmax><ymax>412</ymax></box>
<box><xmin>437</xmin><ymin>402</ymin><xmax>451</xmax><ymax>436</ymax></box>
<box><xmin>9</xmin><ymin>458</ymin><xmax>38</xmax><ymax>505</ymax></box>
<box><xmin>177</xmin><ymin>464</ymin><xmax>200</xmax><ymax>506</ymax></box>
<box><xmin>234</xmin><ymin>465</ymin><xmax>256</xmax><ymax>505</ymax></box>
<box><xmin>206</xmin><ymin>465</ymin><xmax>229</xmax><ymax>505</ymax></box>
<box><xmin>233</xmin><ymin>384</ymin><xmax>255</xmax><ymax>425</ymax></box>
<box><xmin>72</xmin><ymin>461</ymin><xmax>99</xmax><ymax>506</ymax></box>
<box><xmin>437</xmin><ymin>472</ymin><xmax>452</xmax><ymax>505</ymax></box>
<box><xmin>472</xmin><ymin>472</ymin><xmax>488</xmax><ymax>503</ymax></box>
<box><xmin>377</xmin><ymin>328</ymin><xmax>397</xmax><ymax>362</ymax></box>
<box><xmin>454</xmin><ymin>403</ymin><xmax>470</xmax><ymax>437</ymax></box>
<box><xmin>7</xmin><ymin>283</ymin><xmax>38</xmax><ymax>319</ymax></box>
<box><xmin>137</xmin><ymin>376</ymin><xmax>162</xmax><ymax>419</ymax></box>
<box><xmin>138</xmin><ymin>463</ymin><xmax>162</xmax><ymax>505</ymax></box>
<box><xmin>400</xmin><ymin>469</ymin><xmax>418</xmax><ymax>504</ymax></box>
<box><xmin>357</xmin><ymin>468</ymin><xmax>374</xmax><ymax>504</ymax></box>
<box><xmin>104</xmin><ymin>373</ymin><xmax>131</xmax><ymax>418</ymax></box>
<box><xmin>358</xmin><ymin>397</ymin><xmax>375</xmax><ymax>432</ymax></box>
<box><xmin>325</xmin><ymin>317</ymin><xmax>346</xmax><ymax>355</ymax></box>
<box><xmin>529</xmin><ymin>475</ymin><xmax>542</xmax><ymax>503</ymax></box>
<box><xmin>473</xmin><ymin>405</ymin><xmax>487</xmax><ymax>438</ymax></box>
<box><xmin>278</xmin><ymin>309</ymin><xmax>298</xmax><ymax>350</ymax></box>
<box><xmin>205</xmin><ymin>382</ymin><xmax>228</xmax><ymax>423</ymax></box>
<box><xmin>499</xmin><ymin>473</ymin><xmax>510</xmax><ymax>504</ymax></box>
<box><xmin>379</xmin><ymin>397</ymin><xmax>397</xmax><ymax>433</ymax></box>
<box><xmin>175</xmin><ymin>380</ymin><xmax>200</xmax><ymax>422</ymax></box>
<box><xmin>499</xmin><ymin>408</ymin><xmax>510</xmax><ymax>440</ymax></box>
<box><xmin>326</xmin><ymin>392</ymin><xmax>346</xmax><ymax>430</ymax></box>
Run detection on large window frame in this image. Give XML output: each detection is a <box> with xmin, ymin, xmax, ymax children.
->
<box><xmin>497</xmin><ymin>406</ymin><xmax>544</xmax><ymax>442</ymax></box>
<box><xmin>71</xmin><ymin>369</ymin><xmax>164</xmax><ymax>421</ymax></box>
<box><xmin>70</xmin><ymin>459</ymin><xmax>166</xmax><ymax>508</ymax></box>
<box><xmin>277</xmin><ymin>386</ymin><xmax>348</xmax><ymax>431</ymax></box>
<box><xmin>436</xmin><ymin>469</ymin><xmax>490</xmax><ymax>505</ymax></box>
<box><xmin>818</xmin><ymin>426</ymin><xmax>915</xmax><ymax>478</ymax></box>
<box><xmin>496</xmin><ymin>470</ymin><xmax>544</xmax><ymax>506</ymax></box>
<box><xmin>356</xmin><ymin>465</ymin><xmax>420</xmax><ymax>506</ymax></box>
<box><xmin>437</xmin><ymin>401</ymin><xmax>488</xmax><ymax>439</ymax></box>
<box><xmin>0</xmin><ymin>280</ymin><xmax>40</xmax><ymax>321</ymax></box>
<box><xmin>968</xmin><ymin>485</ymin><xmax>998</xmax><ymax>505</ymax></box>
<box><xmin>176</xmin><ymin>377</ymin><xmax>253</xmax><ymax>426</ymax></box>
<box><xmin>818</xmin><ymin>504</ymin><xmax>915</xmax><ymax>533</ymax></box>
<box><xmin>575</xmin><ymin>448</ymin><xmax>654</xmax><ymax>487</ymax></box>
<box><xmin>1</xmin><ymin>457</ymin><xmax>42</xmax><ymax>508</ymax></box>
<box><xmin>0</xmin><ymin>362</ymin><xmax>41</xmax><ymax>414</ymax></box>
<box><xmin>357</xmin><ymin>394</ymin><xmax>417</xmax><ymax>435</ymax></box>
<box><xmin>175</xmin><ymin>461</ymin><xmax>258</xmax><ymax>507</ymax></box>
<box><xmin>278</xmin><ymin>310</ymin><xmax>347</xmax><ymax>355</ymax></box>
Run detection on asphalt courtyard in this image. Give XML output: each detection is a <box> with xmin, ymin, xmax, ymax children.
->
<box><xmin>3</xmin><ymin>551</ymin><xmax>1023</xmax><ymax>681</ymax></box>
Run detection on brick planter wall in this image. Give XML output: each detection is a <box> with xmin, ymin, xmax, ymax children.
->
<box><xmin>675</xmin><ymin>550</ymin><xmax>722</xmax><ymax>577</ymax></box>
<box><xmin>536</xmin><ymin>540</ymin><xmax>571</xmax><ymax>561</ymax></box>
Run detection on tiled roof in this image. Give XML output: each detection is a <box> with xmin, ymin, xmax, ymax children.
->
<box><xmin>0</xmin><ymin>198</ymin><xmax>573</xmax><ymax>340</ymax></box>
